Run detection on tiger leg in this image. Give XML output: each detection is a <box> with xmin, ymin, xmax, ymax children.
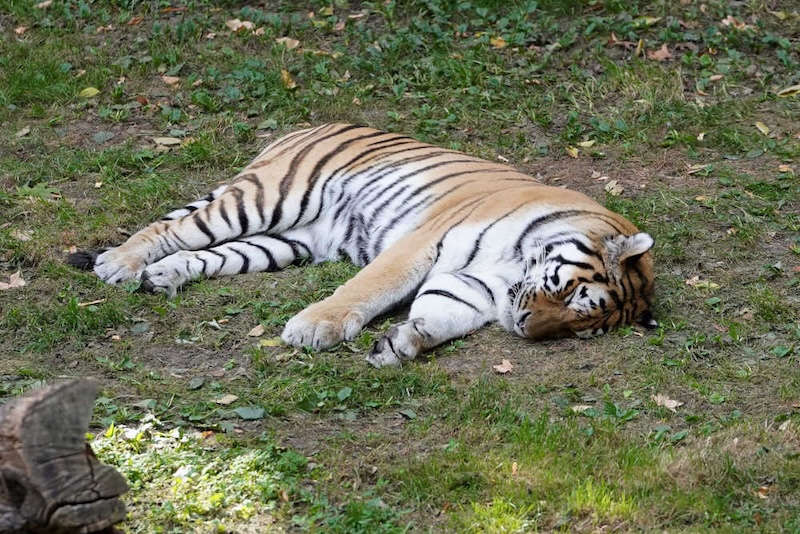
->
<box><xmin>366</xmin><ymin>272</ymin><xmax>496</xmax><ymax>368</ymax></box>
<box><xmin>139</xmin><ymin>232</ymin><xmax>311</xmax><ymax>297</ymax></box>
<box><xmin>282</xmin><ymin>233</ymin><xmax>438</xmax><ymax>350</ymax></box>
<box><xmin>94</xmin><ymin>177</ymin><xmax>271</xmax><ymax>284</ymax></box>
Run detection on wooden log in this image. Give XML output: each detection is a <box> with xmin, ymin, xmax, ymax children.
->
<box><xmin>0</xmin><ymin>380</ymin><xmax>128</xmax><ymax>534</ymax></box>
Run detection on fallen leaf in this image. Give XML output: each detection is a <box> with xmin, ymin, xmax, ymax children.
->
<box><xmin>697</xmin><ymin>132</ymin><xmax>706</xmax><ymax>141</ymax></box>
<box><xmin>756</xmin><ymin>485</ymin><xmax>770</xmax><ymax>499</ymax></box>
<box><xmin>225</xmin><ymin>19</ymin><xmax>254</xmax><ymax>32</ymax></box>
<box><xmin>694</xmin><ymin>195</ymin><xmax>710</xmax><ymax>202</ymax></box>
<box><xmin>214</xmin><ymin>394</ymin><xmax>239</xmax><ymax>405</ymax></box>
<box><xmin>334</xmin><ymin>20</ymin><xmax>346</xmax><ymax>32</ymax></box>
<box><xmin>607</xmin><ymin>32</ymin><xmax>636</xmax><ymax>49</ymax></box>
<box><xmin>570</xmin><ymin>404</ymin><xmax>593</xmax><ymax>414</ymax></box>
<box><xmin>79</xmin><ymin>87</ymin><xmax>100</xmax><ymax>98</ymax></box>
<box><xmin>248</xmin><ymin>324</ymin><xmax>265</xmax><ymax>337</ymax></box>
<box><xmin>14</xmin><ymin>26</ymin><xmax>27</xmax><ymax>35</ymax></box>
<box><xmin>259</xmin><ymin>337</ymin><xmax>283</xmax><ymax>347</ymax></box>
<box><xmin>685</xmin><ymin>276</ymin><xmax>720</xmax><ymax>289</ymax></box>
<box><xmin>127</xmin><ymin>16</ymin><xmax>143</xmax><ymax>26</ymax></box>
<box><xmin>577</xmin><ymin>140</ymin><xmax>596</xmax><ymax>148</ymax></box>
<box><xmin>565</xmin><ymin>146</ymin><xmax>578</xmax><ymax>158</ymax></box>
<box><xmin>754</xmin><ymin>121</ymin><xmax>770</xmax><ymax>136</ymax></box>
<box><xmin>11</xmin><ymin>229</ymin><xmax>31</xmax><ymax>241</ymax></box>
<box><xmin>253</xmin><ymin>27</ymin><xmax>265</xmax><ymax>36</ymax></box>
<box><xmin>769</xmin><ymin>10</ymin><xmax>787</xmax><ymax>20</ymax></box>
<box><xmin>77</xmin><ymin>298</ymin><xmax>106</xmax><ymax>307</ymax></box>
<box><xmin>233</xmin><ymin>406</ymin><xmax>264</xmax><ymax>420</ymax></box>
<box><xmin>777</xmin><ymin>84</ymin><xmax>800</xmax><ymax>98</ymax></box>
<box><xmin>15</xmin><ymin>126</ymin><xmax>30</xmax><ymax>138</ymax></box>
<box><xmin>188</xmin><ymin>377</ymin><xmax>205</xmax><ymax>390</ymax></box>
<box><xmin>275</xmin><ymin>37</ymin><xmax>301</xmax><ymax>49</ymax></box>
<box><xmin>721</xmin><ymin>16</ymin><xmax>753</xmax><ymax>30</ymax></box>
<box><xmin>135</xmin><ymin>95</ymin><xmax>148</xmax><ymax>105</ymax></box>
<box><xmin>94</xmin><ymin>181</ymin><xmax>103</xmax><ymax>188</ymax></box>
<box><xmin>161</xmin><ymin>75</ymin><xmax>180</xmax><ymax>86</ymax></box>
<box><xmin>92</xmin><ymin>131</ymin><xmax>114</xmax><ymax>144</ymax></box>
<box><xmin>0</xmin><ymin>271</ymin><xmax>25</xmax><ymax>291</ymax></box>
<box><xmin>281</xmin><ymin>69</ymin><xmax>297</xmax><ymax>90</ymax></box>
<box><xmin>349</xmin><ymin>12</ymin><xmax>366</xmax><ymax>20</ymax></box>
<box><xmin>778</xmin><ymin>164</ymin><xmax>794</xmax><ymax>174</ymax></box>
<box><xmin>490</xmin><ymin>36</ymin><xmax>507</xmax><ymax>49</ymax></box>
<box><xmin>686</xmin><ymin>163</ymin><xmax>712</xmax><ymax>175</ymax></box>
<box><xmin>604</xmin><ymin>179</ymin><xmax>624</xmax><ymax>196</ymax></box>
<box><xmin>398</xmin><ymin>408</ymin><xmax>417</xmax><ymax>419</ymax></box>
<box><xmin>493</xmin><ymin>359</ymin><xmax>513</xmax><ymax>374</ymax></box>
<box><xmin>709</xmin><ymin>74</ymin><xmax>723</xmax><ymax>82</ymax></box>
<box><xmin>511</xmin><ymin>462</ymin><xmax>518</xmax><ymax>476</ymax></box>
<box><xmin>35</xmin><ymin>0</ymin><xmax>52</xmax><ymax>7</ymax></box>
<box><xmin>647</xmin><ymin>44</ymin><xmax>672</xmax><ymax>62</ymax></box>
<box><xmin>651</xmin><ymin>394</ymin><xmax>684</xmax><ymax>412</ymax></box>
<box><xmin>153</xmin><ymin>136</ymin><xmax>182</xmax><ymax>146</ymax></box>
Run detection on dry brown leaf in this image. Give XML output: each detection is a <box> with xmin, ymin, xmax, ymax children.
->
<box><xmin>14</xmin><ymin>26</ymin><xmax>28</xmax><ymax>35</ymax></box>
<box><xmin>248</xmin><ymin>324</ymin><xmax>265</xmax><ymax>337</ymax></box>
<box><xmin>253</xmin><ymin>27</ymin><xmax>265</xmax><ymax>36</ymax></box>
<box><xmin>777</xmin><ymin>84</ymin><xmax>800</xmax><ymax>98</ymax></box>
<box><xmin>161</xmin><ymin>75</ymin><xmax>180</xmax><ymax>86</ymax></box>
<box><xmin>651</xmin><ymin>393</ymin><xmax>684</xmax><ymax>412</ymax></box>
<box><xmin>647</xmin><ymin>43</ymin><xmax>672</xmax><ymax>62</ymax></box>
<box><xmin>35</xmin><ymin>0</ymin><xmax>53</xmax><ymax>7</ymax></box>
<box><xmin>604</xmin><ymin>179</ymin><xmax>624</xmax><ymax>196</ymax></box>
<box><xmin>11</xmin><ymin>229</ymin><xmax>31</xmax><ymax>241</ymax></box>
<box><xmin>259</xmin><ymin>337</ymin><xmax>283</xmax><ymax>347</ymax></box>
<box><xmin>685</xmin><ymin>276</ymin><xmax>719</xmax><ymax>289</ymax></box>
<box><xmin>709</xmin><ymin>74</ymin><xmax>723</xmax><ymax>82</ymax></box>
<box><xmin>153</xmin><ymin>136</ymin><xmax>182</xmax><ymax>146</ymax></box>
<box><xmin>225</xmin><ymin>19</ymin><xmax>254</xmax><ymax>32</ymax></box>
<box><xmin>349</xmin><ymin>12</ymin><xmax>366</xmax><ymax>20</ymax></box>
<box><xmin>565</xmin><ymin>146</ymin><xmax>578</xmax><ymax>158</ymax></box>
<box><xmin>778</xmin><ymin>164</ymin><xmax>794</xmax><ymax>174</ymax></box>
<box><xmin>78</xmin><ymin>298</ymin><xmax>106</xmax><ymax>307</ymax></box>
<box><xmin>214</xmin><ymin>394</ymin><xmax>239</xmax><ymax>405</ymax></box>
<box><xmin>511</xmin><ymin>462</ymin><xmax>518</xmax><ymax>476</ymax></box>
<box><xmin>754</xmin><ymin>121</ymin><xmax>770</xmax><ymax>136</ymax></box>
<box><xmin>686</xmin><ymin>163</ymin><xmax>711</xmax><ymax>175</ymax></box>
<box><xmin>0</xmin><ymin>271</ymin><xmax>26</xmax><ymax>291</ymax></box>
<box><xmin>334</xmin><ymin>20</ymin><xmax>346</xmax><ymax>32</ymax></box>
<box><xmin>127</xmin><ymin>16</ymin><xmax>143</xmax><ymax>26</ymax></box>
<box><xmin>721</xmin><ymin>16</ymin><xmax>753</xmax><ymax>30</ymax></box>
<box><xmin>490</xmin><ymin>36</ymin><xmax>507</xmax><ymax>49</ymax></box>
<box><xmin>570</xmin><ymin>405</ymin><xmax>593</xmax><ymax>414</ymax></box>
<box><xmin>94</xmin><ymin>181</ymin><xmax>103</xmax><ymax>188</ymax></box>
<box><xmin>697</xmin><ymin>132</ymin><xmax>706</xmax><ymax>141</ymax></box>
<box><xmin>15</xmin><ymin>126</ymin><xmax>30</xmax><ymax>138</ymax></box>
<box><xmin>275</xmin><ymin>37</ymin><xmax>300</xmax><ymax>49</ymax></box>
<box><xmin>281</xmin><ymin>69</ymin><xmax>297</xmax><ymax>90</ymax></box>
<box><xmin>492</xmin><ymin>359</ymin><xmax>513</xmax><ymax>374</ymax></box>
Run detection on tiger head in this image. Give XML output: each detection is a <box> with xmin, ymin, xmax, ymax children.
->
<box><xmin>509</xmin><ymin>232</ymin><xmax>656</xmax><ymax>340</ymax></box>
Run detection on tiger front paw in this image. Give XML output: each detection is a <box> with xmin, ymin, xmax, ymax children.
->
<box><xmin>366</xmin><ymin>319</ymin><xmax>426</xmax><ymax>368</ymax></box>
<box><xmin>93</xmin><ymin>248</ymin><xmax>145</xmax><ymax>285</ymax></box>
<box><xmin>281</xmin><ymin>303</ymin><xmax>365</xmax><ymax>350</ymax></box>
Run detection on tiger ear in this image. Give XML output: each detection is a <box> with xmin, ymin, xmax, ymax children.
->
<box><xmin>606</xmin><ymin>232</ymin><xmax>654</xmax><ymax>266</ymax></box>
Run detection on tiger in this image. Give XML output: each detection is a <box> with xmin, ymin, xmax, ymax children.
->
<box><xmin>68</xmin><ymin>123</ymin><xmax>656</xmax><ymax>367</ymax></box>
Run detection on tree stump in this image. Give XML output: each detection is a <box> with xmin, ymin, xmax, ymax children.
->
<box><xmin>0</xmin><ymin>380</ymin><xmax>128</xmax><ymax>533</ymax></box>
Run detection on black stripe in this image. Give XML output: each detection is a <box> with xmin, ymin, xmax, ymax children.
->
<box><xmin>457</xmin><ymin>273</ymin><xmax>496</xmax><ymax>304</ymax></box>
<box><xmin>218</xmin><ymin>199</ymin><xmax>232</xmax><ymax>228</ymax></box>
<box><xmin>229</xmin><ymin>246</ymin><xmax>251</xmax><ymax>274</ymax></box>
<box><xmin>268</xmin><ymin>124</ymin><xmax>363</xmax><ymax>231</ymax></box>
<box><xmin>459</xmin><ymin>202</ymin><xmax>529</xmax><ymax>269</ymax></box>
<box><xmin>229</xmin><ymin>186</ymin><xmax>248</xmax><ymax>236</ymax></box>
<box><xmin>205</xmin><ymin>248</ymin><xmax>227</xmax><ymax>269</ymax></box>
<box><xmin>241</xmin><ymin>240</ymin><xmax>278</xmax><ymax>271</ymax></box>
<box><xmin>239</xmin><ymin>173</ymin><xmax>265</xmax><ymax>227</ymax></box>
<box><xmin>418</xmin><ymin>289</ymin><xmax>480</xmax><ymax>312</ymax></box>
<box><xmin>193</xmin><ymin>212</ymin><xmax>216</xmax><ymax>244</ymax></box>
<box><xmin>265</xmin><ymin>233</ymin><xmax>312</xmax><ymax>259</ymax></box>
<box><xmin>291</xmin><ymin>130</ymin><xmax>390</xmax><ymax>227</ymax></box>
<box><xmin>199</xmin><ymin>257</ymin><xmax>208</xmax><ymax>275</ymax></box>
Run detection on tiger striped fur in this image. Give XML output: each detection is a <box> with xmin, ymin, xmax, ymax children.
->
<box><xmin>68</xmin><ymin>123</ymin><xmax>656</xmax><ymax>367</ymax></box>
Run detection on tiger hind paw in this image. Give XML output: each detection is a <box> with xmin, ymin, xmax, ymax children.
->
<box><xmin>93</xmin><ymin>249</ymin><xmax>144</xmax><ymax>285</ymax></box>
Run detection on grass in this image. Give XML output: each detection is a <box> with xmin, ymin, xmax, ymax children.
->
<box><xmin>1</xmin><ymin>0</ymin><xmax>799</xmax><ymax>531</ymax></box>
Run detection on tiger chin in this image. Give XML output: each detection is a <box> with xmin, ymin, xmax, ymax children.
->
<box><xmin>68</xmin><ymin>123</ymin><xmax>656</xmax><ymax>368</ymax></box>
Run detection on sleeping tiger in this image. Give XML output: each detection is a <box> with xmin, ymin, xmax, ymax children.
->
<box><xmin>68</xmin><ymin>123</ymin><xmax>656</xmax><ymax>367</ymax></box>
